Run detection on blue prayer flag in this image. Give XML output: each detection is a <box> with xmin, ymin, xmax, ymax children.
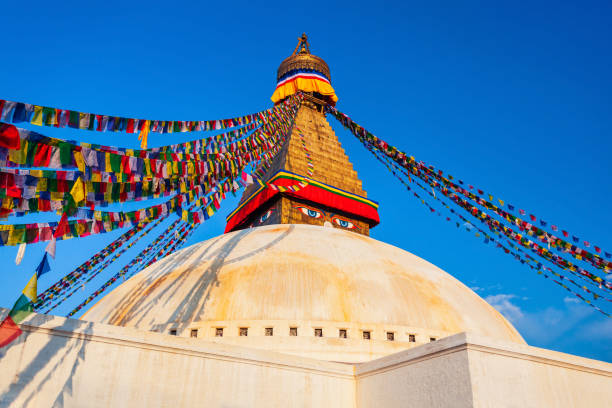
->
<box><xmin>36</xmin><ymin>253</ymin><xmax>51</xmax><ymax>278</ymax></box>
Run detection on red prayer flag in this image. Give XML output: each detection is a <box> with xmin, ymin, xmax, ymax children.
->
<box><xmin>562</xmin><ymin>230</ymin><xmax>569</xmax><ymax>237</ymax></box>
<box><xmin>530</xmin><ymin>214</ymin><xmax>536</xmax><ymax>222</ymax></box>
<box><xmin>0</xmin><ymin>123</ymin><xmax>20</xmax><ymax>150</ymax></box>
<box><xmin>126</xmin><ymin>119</ymin><xmax>135</xmax><ymax>133</ymax></box>
<box><xmin>53</xmin><ymin>212</ymin><xmax>69</xmax><ymax>239</ymax></box>
<box><xmin>33</xmin><ymin>144</ymin><xmax>52</xmax><ymax>167</ymax></box>
<box><xmin>7</xmin><ymin>185</ymin><xmax>21</xmax><ymax>198</ymax></box>
<box><xmin>0</xmin><ymin>316</ymin><xmax>22</xmax><ymax>348</ymax></box>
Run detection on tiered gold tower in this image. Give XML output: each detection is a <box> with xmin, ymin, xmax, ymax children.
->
<box><xmin>226</xmin><ymin>36</ymin><xmax>378</xmax><ymax>236</ymax></box>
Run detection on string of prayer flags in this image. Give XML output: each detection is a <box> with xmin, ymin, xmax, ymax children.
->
<box><xmin>66</xmin><ymin>218</ymin><xmax>186</xmax><ymax>316</ymax></box>
<box><xmin>330</xmin><ymin>106</ymin><xmax>611</xmax><ymax>316</ymax></box>
<box><xmin>1</xmin><ymin>92</ymin><xmax>302</xmax><ymax>322</ymax></box>
<box><xmin>0</xmin><ymin>97</ymin><xmax>271</xmax><ymax>135</ymax></box>
<box><xmin>374</xmin><ymin>146</ymin><xmax>612</xmax><ymax>303</ymax></box>
<box><xmin>33</xmin><ymin>220</ymin><xmax>156</xmax><ymax>310</ymax></box>
<box><xmin>40</xmin><ymin>216</ymin><xmax>167</xmax><ymax>313</ymax></box>
<box><xmin>368</xmin><ymin>143</ymin><xmax>611</xmax><ymax>316</ymax></box>
<box><xmin>329</xmin><ymin>105</ymin><xmax>612</xmax><ymax>265</ymax></box>
<box><xmin>329</xmin><ymin>106</ymin><xmax>612</xmax><ymax>276</ymax></box>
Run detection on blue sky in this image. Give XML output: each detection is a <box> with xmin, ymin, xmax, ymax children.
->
<box><xmin>1</xmin><ymin>1</ymin><xmax>611</xmax><ymax>361</ymax></box>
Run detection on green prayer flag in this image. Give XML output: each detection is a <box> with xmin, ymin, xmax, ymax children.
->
<box><xmin>9</xmin><ymin>294</ymin><xmax>34</xmax><ymax>323</ymax></box>
<box><xmin>109</xmin><ymin>154</ymin><xmax>121</xmax><ymax>172</ymax></box>
<box><xmin>59</xmin><ymin>142</ymin><xmax>72</xmax><ymax>165</ymax></box>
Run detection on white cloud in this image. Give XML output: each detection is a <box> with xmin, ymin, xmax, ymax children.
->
<box><xmin>482</xmin><ymin>291</ymin><xmax>612</xmax><ymax>362</ymax></box>
<box><xmin>485</xmin><ymin>294</ymin><xmax>524</xmax><ymax>323</ymax></box>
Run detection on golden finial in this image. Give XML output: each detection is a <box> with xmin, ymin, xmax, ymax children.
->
<box><xmin>277</xmin><ymin>34</ymin><xmax>331</xmax><ymax>82</ymax></box>
<box><xmin>292</xmin><ymin>33</ymin><xmax>311</xmax><ymax>55</ymax></box>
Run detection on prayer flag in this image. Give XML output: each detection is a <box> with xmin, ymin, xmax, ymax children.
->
<box><xmin>36</xmin><ymin>253</ymin><xmax>51</xmax><ymax>278</ymax></box>
<box><xmin>54</xmin><ymin>213</ymin><xmax>69</xmax><ymax>239</ymax></box>
<box><xmin>70</xmin><ymin>176</ymin><xmax>85</xmax><ymax>203</ymax></box>
<box><xmin>0</xmin><ymin>123</ymin><xmax>20</xmax><ymax>150</ymax></box>
<box><xmin>15</xmin><ymin>243</ymin><xmax>26</xmax><ymax>265</ymax></box>
<box><xmin>46</xmin><ymin>237</ymin><xmax>56</xmax><ymax>258</ymax></box>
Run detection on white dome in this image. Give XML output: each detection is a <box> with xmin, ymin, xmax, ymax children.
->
<box><xmin>82</xmin><ymin>224</ymin><xmax>524</xmax><ymax>362</ymax></box>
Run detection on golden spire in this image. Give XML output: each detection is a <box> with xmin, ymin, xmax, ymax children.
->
<box><xmin>276</xmin><ymin>34</ymin><xmax>331</xmax><ymax>83</ymax></box>
<box><xmin>292</xmin><ymin>33</ymin><xmax>311</xmax><ymax>55</ymax></box>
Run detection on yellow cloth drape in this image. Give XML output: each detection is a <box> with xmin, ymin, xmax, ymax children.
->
<box><xmin>271</xmin><ymin>77</ymin><xmax>338</xmax><ymax>104</ymax></box>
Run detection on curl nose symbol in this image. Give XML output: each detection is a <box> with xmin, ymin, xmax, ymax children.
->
<box><xmin>323</xmin><ymin>221</ymin><xmax>333</xmax><ymax>228</ymax></box>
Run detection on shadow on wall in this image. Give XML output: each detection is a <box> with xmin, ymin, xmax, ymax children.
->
<box><xmin>0</xmin><ymin>312</ymin><xmax>94</xmax><ymax>407</ymax></box>
<box><xmin>94</xmin><ymin>225</ymin><xmax>296</xmax><ymax>330</ymax></box>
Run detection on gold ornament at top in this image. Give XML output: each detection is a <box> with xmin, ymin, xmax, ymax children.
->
<box><xmin>276</xmin><ymin>33</ymin><xmax>331</xmax><ymax>82</ymax></box>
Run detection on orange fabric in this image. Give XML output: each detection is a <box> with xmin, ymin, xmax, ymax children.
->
<box><xmin>271</xmin><ymin>77</ymin><xmax>338</xmax><ymax>104</ymax></box>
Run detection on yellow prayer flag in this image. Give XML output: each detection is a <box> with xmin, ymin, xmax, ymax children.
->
<box><xmin>31</xmin><ymin>106</ymin><xmax>44</xmax><ymax>126</ymax></box>
<box><xmin>70</xmin><ymin>176</ymin><xmax>86</xmax><ymax>203</ymax></box>
<box><xmin>138</xmin><ymin>120</ymin><xmax>150</xmax><ymax>149</ymax></box>
<box><xmin>74</xmin><ymin>150</ymin><xmax>86</xmax><ymax>173</ymax></box>
<box><xmin>9</xmin><ymin>140</ymin><xmax>28</xmax><ymax>165</ymax></box>
<box><xmin>181</xmin><ymin>210</ymin><xmax>189</xmax><ymax>222</ymax></box>
<box><xmin>76</xmin><ymin>222</ymin><xmax>87</xmax><ymax>236</ymax></box>
<box><xmin>206</xmin><ymin>206</ymin><xmax>214</xmax><ymax>217</ymax></box>
<box><xmin>36</xmin><ymin>178</ymin><xmax>48</xmax><ymax>194</ymax></box>
<box><xmin>3</xmin><ymin>197</ymin><xmax>15</xmax><ymax>210</ymax></box>
<box><xmin>144</xmin><ymin>158</ymin><xmax>152</xmax><ymax>178</ymax></box>
<box><xmin>498</xmin><ymin>199</ymin><xmax>505</xmax><ymax>206</ymax></box>
<box><xmin>22</xmin><ymin>273</ymin><xmax>38</xmax><ymax>302</ymax></box>
<box><xmin>7</xmin><ymin>228</ymin><xmax>22</xmax><ymax>246</ymax></box>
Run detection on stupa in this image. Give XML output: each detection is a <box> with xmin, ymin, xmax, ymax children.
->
<box><xmin>81</xmin><ymin>34</ymin><xmax>524</xmax><ymax>362</ymax></box>
<box><xmin>1</xmin><ymin>34</ymin><xmax>610</xmax><ymax>407</ymax></box>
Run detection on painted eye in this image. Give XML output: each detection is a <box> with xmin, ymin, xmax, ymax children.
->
<box><xmin>260</xmin><ymin>209</ymin><xmax>273</xmax><ymax>222</ymax></box>
<box><xmin>332</xmin><ymin>217</ymin><xmax>356</xmax><ymax>229</ymax></box>
<box><xmin>295</xmin><ymin>206</ymin><xmax>322</xmax><ymax>219</ymax></box>
<box><xmin>307</xmin><ymin>209</ymin><xmax>320</xmax><ymax>218</ymax></box>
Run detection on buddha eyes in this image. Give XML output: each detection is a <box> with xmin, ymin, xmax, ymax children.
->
<box><xmin>292</xmin><ymin>205</ymin><xmax>357</xmax><ymax>230</ymax></box>
<box><xmin>332</xmin><ymin>217</ymin><xmax>356</xmax><ymax>229</ymax></box>
<box><xmin>260</xmin><ymin>209</ymin><xmax>274</xmax><ymax>222</ymax></box>
<box><xmin>296</xmin><ymin>206</ymin><xmax>323</xmax><ymax>219</ymax></box>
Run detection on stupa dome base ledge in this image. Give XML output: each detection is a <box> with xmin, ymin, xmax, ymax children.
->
<box><xmin>1</xmin><ymin>309</ymin><xmax>610</xmax><ymax>408</ymax></box>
